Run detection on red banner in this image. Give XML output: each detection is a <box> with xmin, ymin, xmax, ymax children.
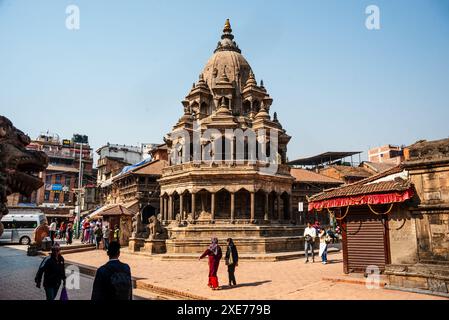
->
<box><xmin>308</xmin><ymin>188</ymin><xmax>414</xmax><ymax>211</ymax></box>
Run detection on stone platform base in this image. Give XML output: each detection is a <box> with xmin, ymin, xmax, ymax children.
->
<box><xmin>165</xmin><ymin>223</ymin><xmax>309</xmax><ymax>255</ymax></box>
<box><xmin>129</xmin><ymin>237</ymin><xmax>167</xmax><ymax>254</ymax></box>
<box><xmin>385</xmin><ymin>263</ymin><xmax>449</xmax><ymax>297</ymax></box>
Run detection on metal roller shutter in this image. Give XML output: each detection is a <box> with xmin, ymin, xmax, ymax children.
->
<box><xmin>346</xmin><ymin>213</ymin><xmax>388</xmax><ymax>273</ymax></box>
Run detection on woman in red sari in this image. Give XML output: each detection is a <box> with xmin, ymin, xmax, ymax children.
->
<box><xmin>199</xmin><ymin>237</ymin><xmax>222</xmax><ymax>290</ymax></box>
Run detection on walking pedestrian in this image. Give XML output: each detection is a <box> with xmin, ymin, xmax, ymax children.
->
<box><xmin>66</xmin><ymin>223</ymin><xmax>73</xmax><ymax>245</ymax></box>
<box><xmin>319</xmin><ymin>228</ymin><xmax>331</xmax><ymax>264</ymax></box>
<box><xmin>35</xmin><ymin>243</ymin><xmax>66</xmax><ymax>300</ymax></box>
<box><xmin>94</xmin><ymin>223</ymin><xmax>103</xmax><ymax>250</ymax></box>
<box><xmin>91</xmin><ymin>241</ymin><xmax>133</xmax><ymax>300</ymax></box>
<box><xmin>59</xmin><ymin>221</ymin><xmax>66</xmax><ymax>240</ymax></box>
<box><xmin>49</xmin><ymin>219</ymin><xmax>57</xmax><ymax>245</ymax></box>
<box><xmin>304</xmin><ymin>222</ymin><xmax>317</xmax><ymax>263</ymax></box>
<box><xmin>113</xmin><ymin>225</ymin><xmax>120</xmax><ymax>243</ymax></box>
<box><xmin>225</xmin><ymin>238</ymin><xmax>238</xmax><ymax>286</ymax></box>
<box><xmin>102</xmin><ymin>223</ymin><xmax>110</xmax><ymax>251</ymax></box>
<box><xmin>89</xmin><ymin>220</ymin><xmax>96</xmax><ymax>244</ymax></box>
<box><xmin>83</xmin><ymin>219</ymin><xmax>90</xmax><ymax>243</ymax></box>
<box><xmin>199</xmin><ymin>237</ymin><xmax>223</xmax><ymax>290</ymax></box>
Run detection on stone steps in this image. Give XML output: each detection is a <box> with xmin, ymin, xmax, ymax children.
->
<box><xmin>123</xmin><ymin>246</ymin><xmax>341</xmax><ymax>262</ymax></box>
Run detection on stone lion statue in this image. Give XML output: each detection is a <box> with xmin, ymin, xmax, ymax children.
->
<box><xmin>132</xmin><ymin>211</ymin><xmax>149</xmax><ymax>238</ymax></box>
<box><xmin>147</xmin><ymin>215</ymin><xmax>168</xmax><ymax>240</ymax></box>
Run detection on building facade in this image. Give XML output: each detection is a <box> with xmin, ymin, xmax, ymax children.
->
<box><xmin>368</xmin><ymin>144</ymin><xmax>404</xmax><ymax>165</ymax></box>
<box><xmin>7</xmin><ymin>132</ymin><xmax>95</xmax><ymax>221</ymax></box>
<box><xmin>308</xmin><ymin>138</ymin><xmax>449</xmax><ymax>296</ymax></box>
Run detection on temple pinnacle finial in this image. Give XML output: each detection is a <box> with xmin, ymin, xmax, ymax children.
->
<box><xmin>224</xmin><ymin>19</ymin><xmax>232</xmax><ymax>33</ymax></box>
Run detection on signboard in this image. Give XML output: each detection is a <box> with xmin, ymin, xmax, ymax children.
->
<box><xmin>72</xmin><ymin>134</ymin><xmax>88</xmax><ymax>144</ymax></box>
<box><xmin>52</xmin><ymin>184</ymin><xmax>63</xmax><ymax>191</ymax></box>
<box><xmin>62</xmin><ymin>139</ymin><xmax>71</xmax><ymax>146</ymax></box>
<box><xmin>298</xmin><ymin>202</ymin><xmax>304</xmax><ymax>212</ymax></box>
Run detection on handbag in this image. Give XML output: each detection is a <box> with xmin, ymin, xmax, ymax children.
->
<box><xmin>60</xmin><ymin>286</ymin><xmax>69</xmax><ymax>301</ymax></box>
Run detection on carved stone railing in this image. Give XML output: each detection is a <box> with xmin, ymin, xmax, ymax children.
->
<box><xmin>162</xmin><ymin>161</ymin><xmax>291</xmax><ymax>176</ymax></box>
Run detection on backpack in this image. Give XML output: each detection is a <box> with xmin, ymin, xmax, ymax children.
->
<box><xmin>106</xmin><ymin>265</ymin><xmax>132</xmax><ymax>300</ymax></box>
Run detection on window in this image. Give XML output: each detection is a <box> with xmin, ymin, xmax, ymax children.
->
<box><xmin>44</xmin><ymin>191</ymin><xmax>50</xmax><ymax>201</ymax></box>
<box><xmin>2</xmin><ymin>221</ymin><xmax>37</xmax><ymax>229</ymax></box>
<box><xmin>65</xmin><ymin>176</ymin><xmax>71</xmax><ymax>186</ymax></box>
<box><xmin>64</xmin><ymin>192</ymin><xmax>70</xmax><ymax>203</ymax></box>
<box><xmin>55</xmin><ymin>175</ymin><xmax>62</xmax><ymax>184</ymax></box>
<box><xmin>53</xmin><ymin>192</ymin><xmax>60</xmax><ymax>203</ymax></box>
<box><xmin>45</xmin><ymin>174</ymin><xmax>52</xmax><ymax>184</ymax></box>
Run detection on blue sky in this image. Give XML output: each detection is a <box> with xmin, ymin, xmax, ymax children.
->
<box><xmin>1</xmin><ymin>0</ymin><xmax>448</xmax><ymax>163</ymax></box>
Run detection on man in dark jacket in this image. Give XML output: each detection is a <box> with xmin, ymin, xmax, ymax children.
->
<box><xmin>35</xmin><ymin>243</ymin><xmax>66</xmax><ymax>300</ymax></box>
<box><xmin>91</xmin><ymin>241</ymin><xmax>132</xmax><ymax>300</ymax></box>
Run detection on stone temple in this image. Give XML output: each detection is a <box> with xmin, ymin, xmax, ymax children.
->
<box><xmin>157</xmin><ymin>20</ymin><xmax>303</xmax><ymax>256</ymax></box>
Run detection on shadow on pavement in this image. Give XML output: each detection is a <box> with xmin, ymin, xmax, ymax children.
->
<box><xmin>220</xmin><ymin>280</ymin><xmax>272</xmax><ymax>290</ymax></box>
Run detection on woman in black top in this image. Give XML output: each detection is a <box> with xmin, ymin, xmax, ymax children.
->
<box><xmin>225</xmin><ymin>238</ymin><xmax>239</xmax><ymax>286</ymax></box>
<box><xmin>35</xmin><ymin>243</ymin><xmax>66</xmax><ymax>300</ymax></box>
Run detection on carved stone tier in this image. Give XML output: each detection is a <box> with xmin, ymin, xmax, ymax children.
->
<box><xmin>165</xmin><ymin>223</ymin><xmax>305</xmax><ymax>255</ymax></box>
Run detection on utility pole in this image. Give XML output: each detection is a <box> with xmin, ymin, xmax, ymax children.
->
<box><xmin>75</xmin><ymin>142</ymin><xmax>83</xmax><ymax>238</ymax></box>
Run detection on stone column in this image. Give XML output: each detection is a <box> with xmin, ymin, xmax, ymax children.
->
<box><xmin>264</xmin><ymin>192</ymin><xmax>269</xmax><ymax>221</ymax></box>
<box><xmin>211</xmin><ymin>192</ymin><xmax>216</xmax><ymax>221</ymax></box>
<box><xmin>230</xmin><ymin>192</ymin><xmax>235</xmax><ymax>221</ymax></box>
<box><xmin>163</xmin><ymin>197</ymin><xmax>167</xmax><ymax>221</ymax></box>
<box><xmin>168</xmin><ymin>195</ymin><xmax>173</xmax><ymax>220</ymax></box>
<box><xmin>191</xmin><ymin>192</ymin><xmax>196</xmax><ymax>220</ymax></box>
<box><xmin>159</xmin><ymin>196</ymin><xmax>164</xmax><ymax>219</ymax></box>
<box><xmin>179</xmin><ymin>193</ymin><xmax>184</xmax><ymax>220</ymax></box>
<box><xmin>288</xmin><ymin>194</ymin><xmax>293</xmax><ymax>223</ymax></box>
<box><xmin>250</xmin><ymin>192</ymin><xmax>255</xmax><ymax>222</ymax></box>
<box><xmin>277</xmin><ymin>193</ymin><xmax>281</xmax><ymax>221</ymax></box>
<box><xmin>201</xmin><ymin>193</ymin><xmax>205</xmax><ymax>213</ymax></box>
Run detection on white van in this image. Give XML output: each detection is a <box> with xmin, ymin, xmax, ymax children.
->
<box><xmin>0</xmin><ymin>212</ymin><xmax>47</xmax><ymax>245</ymax></box>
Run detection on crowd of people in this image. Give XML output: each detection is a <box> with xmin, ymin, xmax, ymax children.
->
<box><xmin>304</xmin><ymin>220</ymin><xmax>341</xmax><ymax>264</ymax></box>
<box><xmin>36</xmin><ymin>218</ymin><xmax>341</xmax><ymax>299</ymax></box>
<box><xmin>79</xmin><ymin>217</ymin><xmax>120</xmax><ymax>250</ymax></box>
<box><xmin>45</xmin><ymin>217</ymin><xmax>121</xmax><ymax>250</ymax></box>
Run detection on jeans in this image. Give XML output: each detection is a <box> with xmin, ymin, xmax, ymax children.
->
<box><xmin>95</xmin><ymin>237</ymin><xmax>102</xmax><ymax>249</ymax></box>
<box><xmin>44</xmin><ymin>285</ymin><xmax>60</xmax><ymax>300</ymax></box>
<box><xmin>321</xmin><ymin>250</ymin><xmax>328</xmax><ymax>262</ymax></box>
<box><xmin>305</xmin><ymin>242</ymin><xmax>314</xmax><ymax>261</ymax></box>
<box><xmin>103</xmin><ymin>238</ymin><xmax>109</xmax><ymax>251</ymax></box>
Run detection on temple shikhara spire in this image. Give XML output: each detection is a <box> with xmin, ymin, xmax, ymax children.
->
<box><xmin>154</xmin><ymin>20</ymin><xmax>300</xmax><ymax>256</ymax></box>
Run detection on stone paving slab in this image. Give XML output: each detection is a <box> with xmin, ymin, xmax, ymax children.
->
<box><xmin>59</xmin><ymin>248</ymin><xmax>447</xmax><ymax>300</ymax></box>
<box><xmin>0</xmin><ymin>245</ymin><xmax>153</xmax><ymax>300</ymax></box>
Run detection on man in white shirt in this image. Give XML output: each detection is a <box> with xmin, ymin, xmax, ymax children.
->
<box><xmin>49</xmin><ymin>219</ymin><xmax>57</xmax><ymax>245</ymax></box>
<box><xmin>303</xmin><ymin>222</ymin><xmax>316</xmax><ymax>263</ymax></box>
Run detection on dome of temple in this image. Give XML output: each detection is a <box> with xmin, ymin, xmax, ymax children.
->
<box><xmin>202</xmin><ymin>19</ymin><xmax>252</xmax><ymax>89</ymax></box>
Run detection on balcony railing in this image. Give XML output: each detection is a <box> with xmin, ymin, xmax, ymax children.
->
<box><xmin>162</xmin><ymin>161</ymin><xmax>291</xmax><ymax>176</ymax></box>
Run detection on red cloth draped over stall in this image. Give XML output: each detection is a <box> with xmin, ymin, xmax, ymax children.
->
<box><xmin>308</xmin><ymin>188</ymin><xmax>414</xmax><ymax>211</ymax></box>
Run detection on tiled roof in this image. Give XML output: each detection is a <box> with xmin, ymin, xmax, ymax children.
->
<box><xmin>309</xmin><ymin>179</ymin><xmax>411</xmax><ymax>202</ymax></box>
<box><xmin>132</xmin><ymin>159</ymin><xmax>167</xmax><ymax>176</ymax></box>
<box><xmin>309</xmin><ymin>165</ymin><xmax>408</xmax><ymax>202</ymax></box>
<box><xmin>100</xmin><ymin>204</ymin><xmax>134</xmax><ymax>217</ymax></box>
<box><xmin>363</xmin><ymin>161</ymin><xmax>396</xmax><ymax>173</ymax></box>
<box><xmin>290</xmin><ymin>168</ymin><xmax>343</xmax><ymax>184</ymax></box>
<box><xmin>321</xmin><ymin>165</ymin><xmax>372</xmax><ymax>178</ymax></box>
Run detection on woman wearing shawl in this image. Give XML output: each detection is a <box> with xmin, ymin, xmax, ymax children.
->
<box><xmin>199</xmin><ymin>237</ymin><xmax>222</xmax><ymax>290</ymax></box>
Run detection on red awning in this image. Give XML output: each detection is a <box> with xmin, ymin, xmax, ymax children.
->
<box><xmin>308</xmin><ymin>188</ymin><xmax>414</xmax><ymax>211</ymax></box>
